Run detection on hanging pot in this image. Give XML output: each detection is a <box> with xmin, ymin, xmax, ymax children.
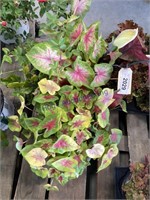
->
<box><xmin>0</xmin><ymin>20</ymin><xmax>29</xmax><ymax>44</ymax></box>
<box><xmin>0</xmin><ymin>88</ymin><xmax>14</xmax><ymax>131</ymax></box>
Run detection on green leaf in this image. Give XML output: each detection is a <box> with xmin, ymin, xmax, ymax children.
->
<box><xmin>51</xmin><ymin>135</ymin><xmax>80</xmax><ymax>154</ymax></box>
<box><xmin>8</xmin><ymin>115</ymin><xmax>21</xmax><ymax>132</ymax></box>
<box><xmin>33</xmin><ymin>94</ymin><xmax>58</xmax><ymax>104</ymax></box>
<box><xmin>2</xmin><ymin>55</ymin><xmax>12</xmax><ymax>64</ymax></box>
<box><xmin>113</xmin><ymin>28</ymin><xmax>138</xmax><ymax>49</ymax></box>
<box><xmin>17</xmin><ymin>95</ymin><xmax>25</xmax><ymax>116</ymax></box>
<box><xmin>110</xmin><ymin>128</ymin><xmax>122</xmax><ymax>145</ymax></box>
<box><xmin>44</xmin><ymin>184</ymin><xmax>59</xmax><ymax>191</ymax></box>
<box><xmin>31</xmin><ymin>167</ymin><xmax>49</xmax><ymax>179</ymax></box>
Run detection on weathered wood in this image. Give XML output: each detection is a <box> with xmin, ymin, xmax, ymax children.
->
<box><xmin>14</xmin><ymin>159</ymin><xmax>47</xmax><ymax>200</ymax></box>
<box><xmin>127</xmin><ymin>114</ymin><xmax>149</xmax><ymax>162</ymax></box>
<box><xmin>48</xmin><ymin>171</ymin><xmax>87</xmax><ymax>200</ymax></box>
<box><xmin>118</xmin><ymin>135</ymin><xmax>128</xmax><ymax>152</ymax></box>
<box><xmin>0</xmin><ymin>131</ymin><xmax>17</xmax><ymax>200</ymax></box>
<box><xmin>97</xmin><ymin>111</ymin><xmax>120</xmax><ymax>199</ymax></box>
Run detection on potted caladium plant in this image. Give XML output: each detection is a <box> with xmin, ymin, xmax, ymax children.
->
<box><xmin>1</xmin><ymin>0</ymin><xmax>138</xmax><ymax>191</ymax></box>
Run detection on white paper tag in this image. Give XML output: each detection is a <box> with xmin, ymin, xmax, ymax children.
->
<box><xmin>117</xmin><ymin>68</ymin><xmax>132</xmax><ymax>95</ymax></box>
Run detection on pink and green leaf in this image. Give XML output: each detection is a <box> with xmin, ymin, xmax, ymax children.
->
<box><xmin>39</xmin><ymin>115</ymin><xmax>62</xmax><ymax>138</ymax></box>
<box><xmin>26</xmin><ymin>42</ymin><xmax>65</xmax><ymax>75</ymax></box>
<box><xmin>24</xmin><ymin>147</ymin><xmax>48</xmax><ymax>167</ymax></box>
<box><xmin>33</xmin><ymin>93</ymin><xmax>58</xmax><ymax>104</ymax></box>
<box><xmin>52</xmin><ymin>135</ymin><xmax>80</xmax><ymax>154</ymax></box>
<box><xmin>71</xmin><ymin>0</ymin><xmax>92</xmax><ymax>16</ymax></box>
<box><xmin>82</xmin><ymin>92</ymin><xmax>97</xmax><ymax>109</ymax></box>
<box><xmin>73</xmin><ymin>129</ymin><xmax>92</xmax><ymax>145</ymax></box>
<box><xmin>13</xmin><ymin>136</ymin><xmax>24</xmax><ymax>151</ymax></box>
<box><xmin>97</xmin><ymin>108</ymin><xmax>110</xmax><ymax>128</ymax></box>
<box><xmin>91</xmin><ymin>63</ymin><xmax>113</xmax><ymax>87</ymax></box>
<box><xmin>97</xmin><ymin>144</ymin><xmax>119</xmax><ymax>172</ymax></box>
<box><xmin>65</xmin><ymin>58</ymin><xmax>94</xmax><ymax>88</ymax></box>
<box><xmin>31</xmin><ymin>167</ymin><xmax>49</xmax><ymax>179</ymax></box>
<box><xmin>24</xmin><ymin>117</ymin><xmax>41</xmax><ymax>132</ymax></box>
<box><xmin>52</xmin><ymin>157</ymin><xmax>78</xmax><ymax>173</ymax></box>
<box><xmin>8</xmin><ymin>115</ymin><xmax>21</xmax><ymax>132</ymax></box>
<box><xmin>70</xmin><ymin>23</ymin><xmax>83</xmax><ymax>45</ymax></box>
<box><xmin>110</xmin><ymin>128</ymin><xmax>122</xmax><ymax>145</ymax></box>
<box><xmin>59</xmin><ymin>95</ymin><xmax>74</xmax><ymax>111</ymax></box>
<box><xmin>69</xmin><ymin>114</ymin><xmax>91</xmax><ymax>130</ymax></box>
<box><xmin>93</xmin><ymin>131</ymin><xmax>109</xmax><ymax>146</ymax></box>
<box><xmin>90</xmin><ymin>36</ymin><xmax>107</xmax><ymax>63</ymax></box>
<box><xmin>78</xmin><ymin>22</ymin><xmax>99</xmax><ymax>56</ymax></box>
<box><xmin>38</xmin><ymin>78</ymin><xmax>60</xmax><ymax>95</ymax></box>
<box><xmin>86</xmin><ymin>143</ymin><xmax>105</xmax><ymax>159</ymax></box>
<box><xmin>96</xmin><ymin>88</ymin><xmax>115</xmax><ymax>112</ymax></box>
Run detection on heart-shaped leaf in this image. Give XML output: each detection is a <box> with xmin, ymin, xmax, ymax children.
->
<box><xmin>97</xmin><ymin>144</ymin><xmax>119</xmax><ymax>172</ymax></box>
<box><xmin>66</xmin><ymin>58</ymin><xmax>94</xmax><ymax>88</ymax></box>
<box><xmin>69</xmin><ymin>114</ymin><xmax>91</xmax><ymax>130</ymax></box>
<box><xmin>71</xmin><ymin>0</ymin><xmax>92</xmax><ymax>16</ymax></box>
<box><xmin>86</xmin><ymin>143</ymin><xmax>105</xmax><ymax>159</ymax></box>
<box><xmin>51</xmin><ymin>135</ymin><xmax>80</xmax><ymax>154</ymax></box>
<box><xmin>113</xmin><ymin>28</ymin><xmax>138</xmax><ymax>49</ymax></box>
<box><xmin>26</xmin><ymin>43</ymin><xmax>65</xmax><ymax>74</ymax></box>
<box><xmin>31</xmin><ymin>167</ymin><xmax>49</xmax><ymax>179</ymax></box>
<box><xmin>59</xmin><ymin>95</ymin><xmax>74</xmax><ymax>111</ymax></box>
<box><xmin>98</xmin><ymin>108</ymin><xmax>110</xmax><ymax>128</ymax></box>
<box><xmin>33</xmin><ymin>94</ymin><xmax>58</xmax><ymax>104</ymax></box>
<box><xmin>70</xmin><ymin>23</ymin><xmax>83</xmax><ymax>45</ymax></box>
<box><xmin>52</xmin><ymin>157</ymin><xmax>78</xmax><ymax>173</ymax></box>
<box><xmin>110</xmin><ymin>128</ymin><xmax>122</xmax><ymax>144</ymax></box>
<box><xmin>73</xmin><ymin>129</ymin><xmax>92</xmax><ymax>145</ymax></box>
<box><xmin>8</xmin><ymin>115</ymin><xmax>21</xmax><ymax>132</ymax></box>
<box><xmin>24</xmin><ymin>148</ymin><xmax>48</xmax><ymax>167</ymax></box>
<box><xmin>24</xmin><ymin>117</ymin><xmax>41</xmax><ymax>133</ymax></box>
<box><xmin>91</xmin><ymin>63</ymin><xmax>113</xmax><ymax>87</ymax></box>
<box><xmin>96</xmin><ymin>88</ymin><xmax>115</xmax><ymax>112</ymax></box>
<box><xmin>38</xmin><ymin>78</ymin><xmax>60</xmax><ymax>95</ymax></box>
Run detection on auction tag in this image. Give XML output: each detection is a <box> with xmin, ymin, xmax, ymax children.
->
<box><xmin>117</xmin><ymin>68</ymin><xmax>132</xmax><ymax>95</ymax></box>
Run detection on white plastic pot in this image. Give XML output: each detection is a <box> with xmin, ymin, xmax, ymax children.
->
<box><xmin>0</xmin><ymin>20</ymin><xmax>29</xmax><ymax>44</ymax></box>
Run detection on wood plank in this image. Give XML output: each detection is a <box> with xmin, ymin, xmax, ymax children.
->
<box><xmin>14</xmin><ymin>159</ymin><xmax>47</xmax><ymax>199</ymax></box>
<box><xmin>127</xmin><ymin>114</ymin><xmax>149</xmax><ymax>162</ymax></box>
<box><xmin>0</xmin><ymin>131</ymin><xmax>17</xmax><ymax>200</ymax></box>
<box><xmin>97</xmin><ymin>111</ymin><xmax>120</xmax><ymax>199</ymax></box>
<box><xmin>118</xmin><ymin>135</ymin><xmax>128</xmax><ymax>152</ymax></box>
<box><xmin>48</xmin><ymin>171</ymin><xmax>87</xmax><ymax>200</ymax></box>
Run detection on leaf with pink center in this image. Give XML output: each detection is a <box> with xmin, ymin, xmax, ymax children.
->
<box><xmin>24</xmin><ymin>117</ymin><xmax>41</xmax><ymax>133</ymax></box>
<box><xmin>96</xmin><ymin>88</ymin><xmax>115</xmax><ymax>112</ymax></box>
<box><xmin>82</xmin><ymin>92</ymin><xmax>97</xmax><ymax>109</ymax></box>
<box><xmin>69</xmin><ymin>114</ymin><xmax>91</xmax><ymax>131</ymax></box>
<box><xmin>90</xmin><ymin>36</ymin><xmax>107</xmax><ymax>63</ymax></box>
<box><xmin>86</xmin><ymin>144</ymin><xmax>105</xmax><ymax>159</ymax></box>
<box><xmin>110</xmin><ymin>128</ymin><xmax>122</xmax><ymax>145</ymax></box>
<box><xmin>52</xmin><ymin>157</ymin><xmax>78</xmax><ymax>173</ymax></box>
<box><xmin>59</xmin><ymin>95</ymin><xmax>74</xmax><ymax>111</ymax></box>
<box><xmin>97</xmin><ymin>108</ymin><xmax>110</xmax><ymax>128</ymax></box>
<box><xmin>51</xmin><ymin>135</ymin><xmax>80</xmax><ymax>154</ymax></box>
<box><xmin>33</xmin><ymin>93</ymin><xmax>58</xmax><ymax>104</ymax></box>
<box><xmin>69</xmin><ymin>90</ymin><xmax>84</xmax><ymax>107</ymax></box>
<box><xmin>38</xmin><ymin>78</ymin><xmax>60</xmax><ymax>95</ymax></box>
<box><xmin>26</xmin><ymin>43</ymin><xmax>66</xmax><ymax>74</ymax></box>
<box><xmin>70</xmin><ymin>23</ymin><xmax>83</xmax><ymax>46</ymax></box>
<box><xmin>71</xmin><ymin>0</ymin><xmax>92</xmax><ymax>16</ymax></box>
<box><xmin>93</xmin><ymin>131</ymin><xmax>109</xmax><ymax>146</ymax></box>
<box><xmin>14</xmin><ymin>136</ymin><xmax>24</xmax><ymax>151</ymax></box>
<box><xmin>31</xmin><ymin>167</ymin><xmax>49</xmax><ymax>179</ymax></box>
<box><xmin>97</xmin><ymin>144</ymin><xmax>119</xmax><ymax>172</ymax></box>
<box><xmin>8</xmin><ymin>115</ymin><xmax>21</xmax><ymax>132</ymax></box>
<box><xmin>73</xmin><ymin>129</ymin><xmax>92</xmax><ymax>145</ymax></box>
<box><xmin>39</xmin><ymin>115</ymin><xmax>62</xmax><ymax>138</ymax></box>
<box><xmin>91</xmin><ymin>63</ymin><xmax>113</xmax><ymax>88</ymax></box>
<box><xmin>24</xmin><ymin>147</ymin><xmax>48</xmax><ymax>167</ymax></box>
<box><xmin>78</xmin><ymin>22</ymin><xmax>99</xmax><ymax>57</ymax></box>
<box><xmin>65</xmin><ymin>58</ymin><xmax>94</xmax><ymax>87</ymax></box>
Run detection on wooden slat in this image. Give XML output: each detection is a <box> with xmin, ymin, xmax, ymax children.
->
<box><xmin>48</xmin><ymin>171</ymin><xmax>87</xmax><ymax>200</ymax></box>
<box><xmin>14</xmin><ymin>160</ymin><xmax>47</xmax><ymax>199</ymax></box>
<box><xmin>118</xmin><ymin>135</ymin><xmax>128</xmax><ymax>152</ymax></box>
<box><xmin>0</xmin><ymin>131</ymin><xmax>17</xmax><ymax>200</ymax></box>
<box><xmin>97</xmin><ymin>111</ymin><xmax>120</xmax><ymax>199</ymax></box>
<box><xmin>127</xmin><ymin>114</ymin><xmax>149</xmax><ymax>162</ymax></box>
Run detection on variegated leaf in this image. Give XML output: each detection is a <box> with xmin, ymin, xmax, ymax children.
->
<box><xmin>86</xmin><ymin>143</ymin><xmax>105</xmax><ymax>159</ymax></box>
<box><xmin>65</xmin><ymin>58</ymin><xmax>94</xmax><ymax>88</ymax></box>
<box><xmin>24</xmin><ymin>148</ymin><xmax>48</xmax><ymax>167</ymax></box>
<box><xmin>8</xmin><ymin>115</ymin><xmax>21</xmax><ymax>132</ymax></box>
<box><xmin>97</xmin><ymin>108</ymin><xmax>110</xmax><ymax>128</ymax></box>
<box><xmin>69</xmin><ymin>114</ymin><xmax>91</xmax><ymax>130</ymax></box>
<box><xmin>73</xmin><ymin>129</ymin><xmax>92</xmax><ymax>145</ymax></box>
<box><xmin>110</xmin><ymin>128</ymin><xmax>122</xmax><ymax>145</ymax></box>
<box><xmin>52</xmin><ymin>157</ymin><xmax>78</xmax><ymax>173</ymax></box>
<box><xmin>24</xmin><ymin>117</ymin><xmax>41</xmax><ymax>132</ymax></box>
<box><xmin>71</xmin><ymin>0</ymin><xmax>92</xmax><ymax>16</ymax></box>
<box><xmin>33</xmin><ymin>93</ymin><xmax>58</xmax><ymax>103</ymax></box>
<box><xmin>44</xmin><ymin>184</ymin><xmax>59</xmax><ymax>191</ymax></box>
<box><xmin>70</xmin><ymin>23</ymin><xmax>83</xmax><ymax>45</ymax></box>
<box><xmin>52</xmin><ymin>135</ymin><xmax>80</xmax><ymax>154</ymax></box>
<box><xmin>91</xmin><ymin>63</ymin><xmax>113</xmax><ymax>87</ymax></box>
<box><xmin>26</xmin><ymin>43</ymin><xmax>65</xmax><ymax>74</ymax></box>
<box><xmin>17</xmin><ymin>95</ymin><xmax>25</xmax><ymax>116</ymax></box>
<box><xmin>38</xmin><ymin>78</ymin><xmax>60</xmax><ymax>95</ymax></box>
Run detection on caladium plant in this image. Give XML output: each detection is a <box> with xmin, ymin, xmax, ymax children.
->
<box><xmin>1</xmin><ymin>0</ymin><xmax>141</xmax><ymax>191</ymax></box>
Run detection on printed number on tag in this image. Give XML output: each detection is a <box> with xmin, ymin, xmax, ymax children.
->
<box><xmin>117</xmin><ymin>68</ymin><xmax>132</xmax><ymax>95</ymax></box>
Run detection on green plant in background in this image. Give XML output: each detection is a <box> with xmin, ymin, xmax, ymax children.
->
<box><xmin>1</xmin><ymin>0</ymin><xmax>147</xmax><ymax>190</ymax></box>
<box><xmin>122</xmin><ymin>156</ymin><xmax>150</xmax><ymax>199</ymax></box>
<box><xmin>106</xmin><ymin>20</ymin><xmax>149</xmax><ymax>112</ymax></box>
<box><xmin>0</xmin><ymin>0</ymin><xmax>39</xmax><ymax>42</ymax></box>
